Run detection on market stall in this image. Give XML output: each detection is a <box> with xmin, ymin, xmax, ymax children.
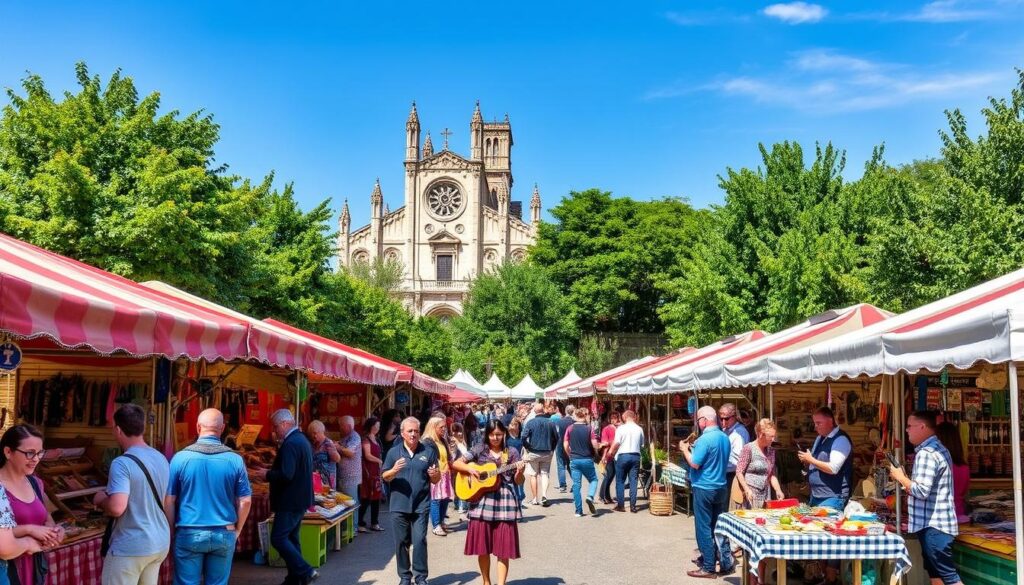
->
<box><xmin>694</xmin><ymin>267</ymin><xmax>1024</xmax><ymax>585</ymax></box>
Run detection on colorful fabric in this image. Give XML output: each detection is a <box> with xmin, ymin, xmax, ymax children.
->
<box><xmin>0</xmin><ymin>486</ymin><xmax>15</xmax><ymax>529</ymax></box>
<box><xmin>462</xmin><ymin>445</ymin><xmax>522</xmax><ymax>523</ymax></box>
<box><xmin>907</xmin><ymin>435</ymin><xmax>958</xmax><ymax>536</ymax></box>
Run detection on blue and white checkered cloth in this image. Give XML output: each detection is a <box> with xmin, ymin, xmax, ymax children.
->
<box><xmin>715</xmin><ymin>513</ymin><xmax>913</xmax><ymax>579</ymax></box>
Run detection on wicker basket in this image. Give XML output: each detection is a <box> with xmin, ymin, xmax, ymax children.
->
<box><xmin>649</xmin><ymin>483</ymin><xmax>674</xmax><ymax>516</ymax></box>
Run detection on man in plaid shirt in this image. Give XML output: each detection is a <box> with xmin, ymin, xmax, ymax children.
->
<box><xmin>889</xmin><ymin>410</ymin><xmax>963</xmax><ymax>585</ymax></box>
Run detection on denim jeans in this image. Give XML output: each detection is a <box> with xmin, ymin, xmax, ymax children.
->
<box><xmin>429</xmin><ymin>498</ymin><xmax>450</xmax><ymax>528</ymax></box>
<box><xmin>615</xmin><ymin>453</ymin><xmax>641</xmax><ymax>509</ymax></box>
<box><xmin>569</xmin><ymin>458</ymin><xmax>598</xmax><ymax>515</ymax></box>
<box><xmin>693</xmin><ymin>485</ymin><xmax>733</xmax><ymax>574</ymax></box>
<box><xmin>555</xmin><ymin>453</ymin><xmax>568</xmax><ymax>489</ymax></box>
<box><xmin>271</xmin><ymin>508</ymin><xmax>313</xmax><ymax>581</ymax></box>
<box><xmin>338</xmin><ymin>481</ymin><xmax>361</xmax><ymax>529</ymax></box>
<box><xmin>173</xmin><ymin>527</ymin><xmax>237</xmax><ymax>585</ymax></box>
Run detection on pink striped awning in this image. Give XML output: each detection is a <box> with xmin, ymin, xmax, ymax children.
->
<box><xmin>0</xmin><ymin>232</ymin><xmax>249</xmax><ymax>360</ymax></box>
<box><xmin>264</xmin><ymin>319</ymin><xmax>454</xmax><ymax>394</ymax></box>
<box><xmin>139</xmin><ymin>282</ymin><xmax>399</xmax><ymax>387</ymax></box>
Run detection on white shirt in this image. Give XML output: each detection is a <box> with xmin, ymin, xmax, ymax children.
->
<box><xmin>613</xmin><ymin>421</ymin><xmax>645</xmax><ymax>459</ymax></box>
<box><xmin>812</xmin><ymin>426</ymin><xmax>852</xmax><ymax>474</ymax></box>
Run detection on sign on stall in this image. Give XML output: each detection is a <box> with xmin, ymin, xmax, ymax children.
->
<box><xmin>237</xmin><ymin>424</ymin><xmax>263</xmax><ymax>446</ymax></box>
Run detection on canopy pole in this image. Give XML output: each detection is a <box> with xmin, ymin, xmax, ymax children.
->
<box><xmin>1008</xmin><ymin>362</ymin><xmax>1023</xmax><ymax>574</ymax></box>
<box><xmin>769</xmin><ymin>384</ymin><xmax>774</xmax><ymax>420</ymax></box>
<box><xmin>665</xmin><ymin>394</ymin><xmax>671</xmax><ymax>456</ymax></box>
<box><xmin>894</xmin><ymin>373</ymin><xmax>904</xmax><ymax>537</ymax></box>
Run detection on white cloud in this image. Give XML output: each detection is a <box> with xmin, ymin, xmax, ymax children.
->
<box><xmin>850</xmin><ymin>1</ymin><xmax>1009</xmax><ymax>23</ymax></box>
<box><xmin>647</xmin><ymin>49</ymin><xmax>1006</xmax><ymax>113</ymax></box>
<box><xmin>763</xmin><ymin>2</ymin><xmax>828</xmax><ymax>24</ymax></box>
<box><xmin>907</xmin><ymin>0</ymin><xmax>993</xmax><ymax>22</ymax></box>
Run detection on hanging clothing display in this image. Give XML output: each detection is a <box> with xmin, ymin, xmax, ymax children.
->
<box><xmin>17</xmin><ymin>374</ymin><xmax>149</xmax><ymax>427</ymax></box>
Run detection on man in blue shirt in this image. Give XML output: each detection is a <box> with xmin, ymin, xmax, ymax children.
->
<box><xmin>165</xmin><ymin>408</ymin><xmax>252</xmax><ymax>585</ymax></box>
<box><xmin>680</xmin><ymin>405</ymin><xmax>734</xmax><ymax>579</ymax></box>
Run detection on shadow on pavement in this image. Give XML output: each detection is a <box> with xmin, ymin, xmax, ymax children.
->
<box><xmin>506</xmin><ymin>578</ymin><xmax>568</xmax><ymax>585</ymax></box>
<box><xmin>428</xmin><ymin>570</ymin><xmax>480</xmax><ymax>585</ymax></box>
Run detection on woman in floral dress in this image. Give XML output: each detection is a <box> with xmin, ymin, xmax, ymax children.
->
<box><xmin>451</xmin><ymin>419</ymin><xmax>526</xmax><ymax>585</ymax></box>
<box><xmin>735</xmin><ymin>419</ymin><xmax>784</xmax><ymax>509</ymax></box>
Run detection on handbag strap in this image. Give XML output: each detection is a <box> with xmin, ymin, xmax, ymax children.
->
<box><xmin>122</xmin><ymin>453</ymin><xmax>163</xmax><ymax>510</ymax></box>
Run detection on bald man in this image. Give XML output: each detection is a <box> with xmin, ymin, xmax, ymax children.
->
<box><xmin>680</xmin><ymin>405</ymin><xmax>735</xmax><ymax>579</ymax></box>
<box><xmin>165</xmin><ymin>408</ymin><xmax>252</xmax><ymax>585</ymax></box>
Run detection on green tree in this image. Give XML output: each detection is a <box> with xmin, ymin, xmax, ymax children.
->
<box><xmin>574</xmin><ymin>334</ymin><xmax>618</xmax><ymax>378</ymax></box>
<box><xmin>531</xmin><ymin>189</ymin><xmax>705</xmax><ymax>333</ymax></box>
<box><xmin>451</xmin><ymin>261</ymin><xmax>577</xmax><ymax>385</ymax></box>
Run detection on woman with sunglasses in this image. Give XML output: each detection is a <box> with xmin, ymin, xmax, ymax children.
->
<box><xmin>0</xmin><ymin>425</ymin><xmax>64</xmax><ymax>585</ymax></box>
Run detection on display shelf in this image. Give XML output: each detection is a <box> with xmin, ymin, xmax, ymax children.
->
<box><xmin>55</xmin><ymin>486</ymin><xmax>105</xmax><ymax>500</ymax></box>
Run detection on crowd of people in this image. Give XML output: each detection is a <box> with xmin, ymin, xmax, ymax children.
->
<box><xmin>0</xmin><ymin>396</ymin><xmax>968</xmax><ymax>585</ymax></box>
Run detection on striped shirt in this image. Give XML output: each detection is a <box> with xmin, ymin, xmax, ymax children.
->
<box><xmin>462</xmin><ymin>445</ymin><xmax>523</xmax><ymax>522</ymax></box>
<box><xmin>907</xmin><ymin>435</ymin><xmax>958</xmax><ymax>536</ymax></box>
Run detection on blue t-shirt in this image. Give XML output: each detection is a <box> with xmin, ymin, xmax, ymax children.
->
<box><xmin>689</xmin><ymin>427</ymin><xmax>731</xmax><ymax>490</ymax></box>
<box><xmin>167</xmin><ymin>437</ymin><xmax>252</xmax><ymax>528</ymax></box>
<box><xmin>106</xmin><ymin>445</ymin><xmax>170</xmax><ymax>556</ymax></box>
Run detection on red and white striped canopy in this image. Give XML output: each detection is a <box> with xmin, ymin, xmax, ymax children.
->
<box><xmin>263</xmin><ymin>319</ymin><xmax>454</xmax><ymax>394</ymax></box>
<box><xmin>138</xmin><ymin>282</ymin><xmax>400</xmax><ymax>387</ymax></box>
<box><xmin>691</xmin><ymin>303</ymin><xmax>892</xmax><ymax>389</ymax></box>
<box><xmin>544</xmin><ymin>355</ymin><xmax>661</xmax><ymax>399</ymax></box>
<box><xmin>606</xmin><ymin>330</ymin><xmax>768</xmax><ymax>395</ymax></box>
<box><xmin>0</xmin><ymin>233</ymin><xmax>249</xmax><ymax>360</ymax></box>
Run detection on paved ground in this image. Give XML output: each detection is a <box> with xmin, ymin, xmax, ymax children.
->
<box><xmin>230</xmin><ymin>478</ymin><xmax>743</xmax><ymax>585</ymax></box>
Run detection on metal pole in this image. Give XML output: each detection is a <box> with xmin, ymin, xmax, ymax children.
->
<box><xmin>769</xmin><ymin>384</ymin><xmax>774</xmax><ymax>420</ymax></box>
<box><xmin>1008</xmin><ymin>362</ymin><xmax>1023</xmax><ymax>574</ymax></box>
<box><xmin>665</xmin><ymin>394</ymin><xmax>671</xmax><ymax>455</ymax></box>
<box><xmin>894</xmin><ymin>374</ymin><xmax>903</xmax><ymax>537</ymax></box>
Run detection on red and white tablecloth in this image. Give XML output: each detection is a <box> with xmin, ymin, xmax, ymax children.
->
<box><xmin>236</xmin><ymin>493</ymin><xmax>271</xmax><ymax>553</ymax></box>
<box><xmin>45</xmin><ymin>534</ymin><xmax>173</xmax><ymax>585</ymax></box>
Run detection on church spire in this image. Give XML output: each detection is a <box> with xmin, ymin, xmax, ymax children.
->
<box><xmin>470</xmin><ymin>101</ymin><xmax>483</xmax><ymax>161</ymax></box>
<box><xmin>340</xmin><ymin>199</ymin><xmax>351</xmax><ymax>231</ymax></box>
<box><xmin>406</xmin><ymin>101</ymin><xmax>420</xmax><ymax>162</ymax></box>
<box><xmin>370</xmin><ymin>178</ymin><xmax>383</xmax><ymax>217</ymax></box>
<box><xmin>406</xmin><ymin>101</ymin><xmax>419</xmax><ymax>127</ymax></box>
<box><xmin>530</xmin><ymin>184</ymin><xmax>541</xmax><ymax>226</ymax></box>
<box><xmin>423</xmin><ymin>131</ymin><xmax>434</xmax><ymax>157</ymax></box>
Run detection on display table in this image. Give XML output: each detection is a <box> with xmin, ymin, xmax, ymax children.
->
<box><xmin>268</xmin><ymin>507</ymin><xmax>355</xmax><ymax>569</ymax></box>
<box><xmin>237</xmin><ymin>492</ymin><xmax>271</xmax><ymax>553</ymax></box>
<box><xmin>45</xmin><ymin>533</ymin><xmax>173</xmax><ymax>585</ymax></box>
<box><xmin>715</xmin><ymin>512</ymin><xmax>912</xmax><ymax>585</ymax></box>
<box><xmin>952</xmin><ymin>537</ymin><xmax>1017</xmax><ymax>585</ymax></box>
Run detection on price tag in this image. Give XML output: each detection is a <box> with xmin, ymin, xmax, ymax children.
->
<box><xmin>237</xmin><ymin>424</ymin><xmax>263</xmax><ymax>446</ymax></box>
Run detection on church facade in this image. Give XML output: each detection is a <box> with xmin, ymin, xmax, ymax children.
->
<box><xmin>338</xmin><ymin>102</ymin><xmax>541</xmax><ymax>319</ymax></box>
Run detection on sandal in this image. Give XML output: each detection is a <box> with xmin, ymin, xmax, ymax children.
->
<box><xmin>432</xmin><ymin>526</ymin><xmax>446</xmax><ymax>537</ymax></box>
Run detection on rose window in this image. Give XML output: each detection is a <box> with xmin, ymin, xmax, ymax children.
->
<box><xmin>427</xmin><ymin>182</ymin><xmax>464</xmax><ymax>219</ymax></box>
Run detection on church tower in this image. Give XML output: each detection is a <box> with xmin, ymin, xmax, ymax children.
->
<box><xmin>342</xmin><ymin>103</ymin><xmax>538</xmax><ymax>318</ymax></box>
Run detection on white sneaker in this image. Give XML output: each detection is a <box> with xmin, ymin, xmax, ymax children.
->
<box><xmin>574</xmin><ymin>513</ymin><xmax>584</xmax><ymax>517</ymax></box>
<box><xmin>529</xmin><ymin>499</ymin><xmax>540</xmax><ymax>506</ymax></box>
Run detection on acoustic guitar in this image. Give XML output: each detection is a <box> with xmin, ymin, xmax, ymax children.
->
<box><xmin>454</xmin><ymin>452</ymin><xmax>535</xmax><ymax>503</ymax></box>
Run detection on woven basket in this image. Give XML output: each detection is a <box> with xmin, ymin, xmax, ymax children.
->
<box><xmin>649</xmin><ymin>483</ymin><xmax>673</xmax><ymax>516</ymax></box>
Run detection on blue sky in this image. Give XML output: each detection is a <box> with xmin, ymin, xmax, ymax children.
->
<box><xmin>2</xmin><ymin>1</ymin><xmax>1022</xmax><ymax>229</ymax></box>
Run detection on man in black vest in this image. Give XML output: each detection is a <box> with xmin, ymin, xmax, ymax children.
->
<box><xmin>797</xmin><ymin>406</ymin><xmax>853</xmax><ymax>585</ymax></box>
<box><xmin>258</xmin><ymin>408</ymin><xmax>316</xmax><ymax>585</ymax></box>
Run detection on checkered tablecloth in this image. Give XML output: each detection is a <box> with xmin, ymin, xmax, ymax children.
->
<box><xmin>237</xmin><ymin>492</ymin><xmax>271</xmax><ymax>553</ymax></box>
<box><xmin>45</xmin><ymin>534</ymin><xmax>173</xmax><ymax>585</ymax></box>
<box><xmin>715</xmin><ymin>512</ymin><xmax>912</xmax><ymax>579</ymax></box>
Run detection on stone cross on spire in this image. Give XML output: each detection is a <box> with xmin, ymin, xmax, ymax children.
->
<box><xmin>440</xmin><ymin>128</ymin><xmax>453</xmax><ymax>151</ymax></box>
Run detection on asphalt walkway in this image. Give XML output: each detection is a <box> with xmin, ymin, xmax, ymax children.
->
<box><xmin>230</xmin><ymin>479</ymin><xmax>743</xmax><ymax>585</ymax></box>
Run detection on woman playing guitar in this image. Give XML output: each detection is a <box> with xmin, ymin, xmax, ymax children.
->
<box><xmin>451</xmin><ymin>419</ymin><xmax>527</xmax><ymax>585</ymax></box>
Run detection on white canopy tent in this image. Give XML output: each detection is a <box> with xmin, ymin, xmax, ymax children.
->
<box><xmin>509</xmin><ymin>374</ymin><xmax>544</xmax><ymax>400</ymax></box>
<box><xmin>447</xmin><ymin>369</ymin><xmax>487</xmax><ymax>398</ymax></box>
<box><xmin>481</xmin><ymin>373</ymin><xmax>511</xmax><ymax>401</ymax></box>
<box><xmin>544</xmin><ymin>369</ymin><xmax>581</xmax><ymax>395</ymax></box>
